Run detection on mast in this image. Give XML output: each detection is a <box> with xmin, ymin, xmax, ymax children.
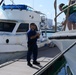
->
<box><xmin>33</xmin><ymin>0</ymin><xmax>34</xmax><ymax>9</ymax></box>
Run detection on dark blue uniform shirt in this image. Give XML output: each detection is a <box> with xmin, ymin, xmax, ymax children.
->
<box><xmin>27</xmin><ymin>29</ymin><xmax>37</xmax><ymax>46</ymax></box>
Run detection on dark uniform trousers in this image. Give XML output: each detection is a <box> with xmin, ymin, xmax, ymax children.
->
<box><xmin>27</xmin><ymin>44</ymin><xmax>38</xmax><ymax>62</ymax></box>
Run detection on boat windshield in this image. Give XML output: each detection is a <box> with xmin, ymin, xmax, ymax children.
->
<box><xmin>17</xmin><ymin>23</ymin><xmax>29</xmax><ymax>32</ymax></box>
<box><xmin>0</xmin><ymin>22</ymin><xmax>15</xmax><ymax>32</ymax></box>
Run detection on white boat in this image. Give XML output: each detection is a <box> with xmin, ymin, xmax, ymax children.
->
<box><xmin>49</xmin><ymin>30</ymin><xmax>76</xmax><ymax>75</ymax></box>
<box><xmin>0</xmin><ymin>3</ymin><xmax>50</xmax><ymax>64</ymax></box>
<box><xmin>52</xmin><ymin>0</ymin><xmax>76</xmax><ymax>74</ymax></box>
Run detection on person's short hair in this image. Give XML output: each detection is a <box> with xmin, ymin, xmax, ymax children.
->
<box><xmin>59</xmin><ymin>3</ymin><xmax>65</xmax><ymax>8</ymax></box>
<box><xmin>30</xmin><ymin>23</ymin><xmax>38</xmax><ymax>31</ymax></box>
<box><xmin>30</xmin><ymin>23</ymin><xmax>36</xmax><ymax>26</ymax></box>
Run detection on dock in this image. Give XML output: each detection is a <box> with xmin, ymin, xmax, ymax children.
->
<box><xmin>0</xmin><ymin>46</ymin><xmax>60</xmax><ymax>75</ymax></box>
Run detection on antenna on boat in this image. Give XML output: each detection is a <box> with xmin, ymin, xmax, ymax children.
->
<box><xmin>33</xmin><ymin>0</ymin><xmax>34</xmax><ymax>9</ymax></box>
<box><xmin>10</xmin><ymin>0</ymin><xmax>14</xmax><ymax>5</ymax></box>
<box><xmin>0</xmin><ymin>0</ymin><xmax>4</xmax><ymax>5</ymax></box>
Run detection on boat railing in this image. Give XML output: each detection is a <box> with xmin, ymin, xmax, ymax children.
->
<box><xmin>55</xmin><ymin>2</ymin><xmax>76</xmax><ymax>19</ymax></box>
<box><xmin>54</xmin><ymin>1</ymin><xmax>76</xmax><ymax>31</ymax></box>
<box><xmin>33</xmin><ymin>41</ymin><xmax>76</xmax><ymax>75</ymax></box>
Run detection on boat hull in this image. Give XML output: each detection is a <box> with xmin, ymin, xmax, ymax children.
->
<box><xmin>0</xmin><ymin>40</ymin><xmax>49</xmax><ymax>64</ymax></box>
<box><xmin>0</xmin><ymin>51</ymin><xmax>27</xmax><ymax>64</ymax></box>
<box><xmin>52</xmin><ymin>40</ymin><xmax>76</xmax><ymax>75</ymax></box>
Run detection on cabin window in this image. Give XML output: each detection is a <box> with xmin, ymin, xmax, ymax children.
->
<box><xmin>27</xmin><ymin>7</ymin><xmax>33</xmax><ymax>11</ymax></box>
<box><xmin>17</xmin><ymin>23</ymin><xmax>29</xmax><ymax>32</ymax></box>
<box><xmin>0</xmin><ymin>22</ymin><xmax>15</xmax><ymax>32</ymax></box>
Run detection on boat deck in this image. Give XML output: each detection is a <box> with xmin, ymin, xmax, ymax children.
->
<box><xmin>0</xmin><ymin>46</ymin><xmax>60</xmax><ymax>75</ymax></box>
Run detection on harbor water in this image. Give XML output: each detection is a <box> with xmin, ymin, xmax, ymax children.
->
<box><xmin>57</xmin><ymin>58</ymin><xmax>73</xmax><ymax>75</ymax></box>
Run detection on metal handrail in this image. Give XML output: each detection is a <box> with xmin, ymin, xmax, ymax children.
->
<box><xmin>55</xmin><ymin>2</ymin><xmax>76</xmax><ymax>19</ymax></box>
<box><xmin>33</xmin><ymin>41</ymin><xmax>76</xmax><ymax>75</ymax></box>
<box><xmin>54</xmin><ymin>0</ymin><xmax>57</xmax><ymax>32</ymax></box>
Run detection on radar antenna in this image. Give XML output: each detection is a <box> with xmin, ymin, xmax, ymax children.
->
<box><xmin>10</xmin><ymin>0</ymin><xmax>14</xmax><ymax>4</ymax></box>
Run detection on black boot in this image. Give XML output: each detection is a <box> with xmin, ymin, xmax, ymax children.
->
<box><xmin>27</xmin><ymin>62</ymin><xmax>33</xmax><ymax>67</ymax></box>
<box><xmin>33</xmin><ymin>61</ymin><xmax>40</xmax><ymax>65</ymax></box>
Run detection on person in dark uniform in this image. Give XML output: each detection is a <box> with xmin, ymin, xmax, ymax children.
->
<box><xmin>27</xmin><ymin>23</ymin><xmax>40</xmax><ymax>67</ymax></box>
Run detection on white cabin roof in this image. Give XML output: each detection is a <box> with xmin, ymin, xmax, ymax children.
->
<box><xmin>0</xmin><ymin>4</ymin><xmax>41</xmax><ymax>22</ymax></box>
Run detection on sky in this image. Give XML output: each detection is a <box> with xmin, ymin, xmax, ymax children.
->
<box><xmin>2</xmin><ymin>0</ymin><xmax>69</xmax><ymax>25</ymax></box>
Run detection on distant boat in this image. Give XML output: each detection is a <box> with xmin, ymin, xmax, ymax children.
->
<box><xmin>0</xmin><ymin>4</ymin><xmax>49</xmax><ymax>64</ymax></box>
